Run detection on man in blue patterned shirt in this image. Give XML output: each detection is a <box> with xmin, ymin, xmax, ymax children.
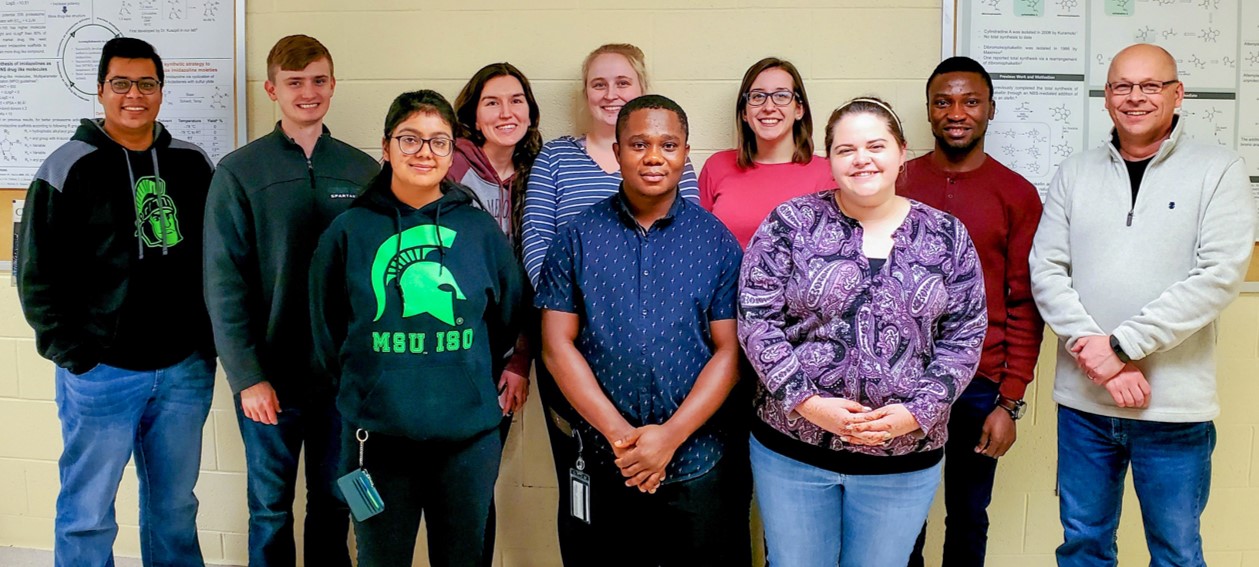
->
<box><xmin>535</xmin><ymin>95</ymin><xmax>749</xmax><ymax>567</ymax></box>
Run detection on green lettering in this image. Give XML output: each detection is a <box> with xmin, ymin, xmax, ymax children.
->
<box><xmin>446</xmin><ymin>331</ymin><xmax>460</xmax><ymax>351</ymax></box>
<box><xmin>462</xmin><ymin>329</ymin><xmax>474</xmax><ymax>350</ymax></box>
<box><xmin>373</xmin><ymin>332</ymin><xmax>390</xmax><ymax>353</ymax></box>
<box><xmin>408</xmin><ymin>333</ymin><xmax>426</xmax><ymax>353</ymax></box>
<box><xmin>435</xmin><ymin>332</ymin><xmax>445</xmax><ymax>352</ymax></box>
<box><xmin>393</xmin><ymin>333</ymin><xmax>405</xmax><ymax>353</ymax></box>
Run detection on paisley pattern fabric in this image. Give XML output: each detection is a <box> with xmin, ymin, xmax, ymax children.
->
<box><xmin>738</xmin><ymin>191</ymin><xmax>988</xmax><ymax>456</ymax></box>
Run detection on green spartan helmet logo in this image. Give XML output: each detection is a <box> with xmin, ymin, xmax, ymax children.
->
<box><xmin>134</xmin><ymin>176</ymin><xmax>182</xmax><ymax>247</ymax></box>
<box><xmin>371</xmin><ymin>225</ymin><xmax>466</xmax><ymax>325</ymax></box>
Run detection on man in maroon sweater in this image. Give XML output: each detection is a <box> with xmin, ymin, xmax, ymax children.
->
<box><xmin>900</xmin><ymin>56</ymin><xmax>1045</xmax><ymax>567</ymax></box>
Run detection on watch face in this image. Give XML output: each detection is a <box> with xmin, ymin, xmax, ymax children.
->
<box><xmin>1011</xmin><ymin>402</ymin><xmax>1026</xmax><ymax>420</ymax></box>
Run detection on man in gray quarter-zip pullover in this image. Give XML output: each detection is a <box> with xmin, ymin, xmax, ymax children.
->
<box><xmin>203</xmin><ymin>35</ymin><xmax>378</xmax><ymax>567</ymax></box>
<box><xmin>1031</xmin><ymin>43</ymin><xmax>1255</xmax><ymax>567</ymax></box>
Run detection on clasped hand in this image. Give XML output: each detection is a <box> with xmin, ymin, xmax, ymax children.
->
<box><xmin>798</xmin><ymin>397</ymin><xmax>921</xmax><ymax>446</ymax></box>
<box><xmin>611</xmin><ymin>424</ymin><xmax>681</xmax><ymax>495</ymax></box>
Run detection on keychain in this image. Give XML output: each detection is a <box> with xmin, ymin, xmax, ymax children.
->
<box><xmin>336</xmin><ymin>428</ymin><xmax>385</xmax><ymax>521</ymax></box>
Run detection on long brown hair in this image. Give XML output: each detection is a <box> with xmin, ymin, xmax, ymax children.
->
<box><xmin>453</xmin><ymin>62</ymin><xmax>542</xmax><ymax>260</ymax></box>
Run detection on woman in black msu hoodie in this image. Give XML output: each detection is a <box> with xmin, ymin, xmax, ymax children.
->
<box><xmin>309</xmin><ymin>90</ymin><xmax>526</xmax><ymax>567</ymax></box>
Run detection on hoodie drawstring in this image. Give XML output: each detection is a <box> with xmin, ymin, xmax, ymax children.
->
<box><xmin>434</xmin><ymin>203</ymin><xmax>446</xmax><ymax>276</ymax></box>
<box><xmin>124</xmin><ymin>149</ymin><xmax>143</xmax><ymax>260</ymax></box>
<box><xmin>152</xmin><ymin>149</ymin><xmax>168</xmax><ymax>256</ymax></box>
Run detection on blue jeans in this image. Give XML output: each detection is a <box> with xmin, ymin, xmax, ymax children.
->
<box><xmin>1056</xmin><ymin>405</ymin><xmax>1215</xmax><ymax>567</ymax></box>
<box><xmin>53</xmin><ymin>352</ymin><xmax>215</xmax><ymax>567</ymax></box>
<box><xmin>751</xmin><ymin>435</ymin><xmax>941</xmax><ymax>567</ymax></box>
<box><xmin>234</xmin><ymin>390</ymin><xmax>349</xmax><ymax>567</ymax></box>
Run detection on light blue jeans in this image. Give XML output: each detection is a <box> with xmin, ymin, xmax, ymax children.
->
<box><xmin>1056</xmin><ymin>405</ymin><xmax>1215</xmax><ymax>567</ymax></box>
<box><xmin>53</xmin><ymin>352</ymin><xmax>215</xmax><ymax>567</ymax></box>
<box><xmin>750</xmin><ymin>435</ymin><xmax>941</xmax><ymax>567</ymax></box>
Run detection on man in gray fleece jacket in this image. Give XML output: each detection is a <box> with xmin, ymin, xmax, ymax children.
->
<box><xmin>1030</xmin><ymin>43</ymin><xmax>1255</xmax><ymax>567</ymax></box>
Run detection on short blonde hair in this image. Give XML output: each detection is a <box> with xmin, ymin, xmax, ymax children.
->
<box><xmin>580</xmin><ymin>43</ymin><xmax>648</xmax><ymax>91</ymax></box>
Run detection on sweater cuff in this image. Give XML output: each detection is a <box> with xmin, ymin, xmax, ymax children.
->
<box><xmin>998</xmin><ymin>375</ymin><xmax>1030</xmax><ymax>401</ymax></box>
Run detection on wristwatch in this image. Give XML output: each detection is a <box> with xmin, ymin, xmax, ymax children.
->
<box><xmin>1109</xmin><ymin>335</ymin><xmax>1131</xmax><ymax>363</ymax></box>
<box><xmin>996</xmin><ymin>396</ymin><xmax>1026</xmax><ymax>421</ymax></box>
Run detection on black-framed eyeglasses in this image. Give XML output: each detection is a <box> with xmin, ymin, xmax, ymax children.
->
<box><xmin>744</xmin><ymin>90</ymin><xmax>798</xmax><ymax>107</ymax></box>
<box><xmin>1106</xmin><ymin>80</ymin><xmax>1179</xmax><ymax>95</ymax></box>
<box><xmin>107</xmin><ymin>77</ymin><xmax>162</xmax><ymax>95</ymax></box>
<box><xmin>392</xmin><ymin>135</ymin><xmax>454</xmax><ymax>157</ymax></box>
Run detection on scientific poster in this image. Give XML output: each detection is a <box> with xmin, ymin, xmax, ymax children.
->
<box><xmin>0</xmin><ymin>0</ymin><xmax>244</xmax><ymax>188</ymax></box>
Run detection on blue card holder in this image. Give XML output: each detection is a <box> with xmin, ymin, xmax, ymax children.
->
<box><xmin>337</xmin><ymin>468</ymin><xmax>384</xmax><ymax>522</ymax></box>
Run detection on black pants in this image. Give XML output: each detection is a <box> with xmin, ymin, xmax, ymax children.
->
<box><xmin>539</xmin><ymin>364</ymin><xmax>753</xmax><ymax>567</ymax></box>
<box><xmin>908</xmin><ymin>377</ymin><xmax>1001</xmax><ymax>567</ymax></box>
<box><xmin>480</xmin><ymin>414</ymin><xmax>513</xmax><ymax>567</ymax></box>
<box><xmin>348</xmin><ymin>428</ymin><xmax>502</xmax><ymax>567</ymax></box>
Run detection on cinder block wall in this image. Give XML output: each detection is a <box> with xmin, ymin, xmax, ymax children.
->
<box><xmin>3</xmin><ymin>1</ymin><xmax>1258</xmax><ymax>566</ymax></box>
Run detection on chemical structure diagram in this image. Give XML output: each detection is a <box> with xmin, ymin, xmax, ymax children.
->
<box><xmin>1222</xmin><ymin>56</ymin><xmax>1235</xmax><ymax>68</ymax></box>
<box><xmin>1185</xmin><ymin>54</ymin><xmax>1207</xmax><ymax>69</ymax></box>
<box><xmin>982</xmin><ymin>0</ymin><xmax>1002</xmax><ymax>13</ymax></box>
<box><xmin>1248</xmin><ymin>51</ymin><xmax>1259</xmax><ymax>66</ymax></box>
<box><xmin>990</xmin><ymin>122</ymin><xmax>1051</xmax><ymax>178</ymax></box>
<box><xmin>1135</xmin><ymin>26</ymin><xmax>1156</xmax><ymax>43</ymax></box>
<box><xmin>1056</xmin><ymin>0</ymin><xmax>1078</xmax><ymax>12</ymax></box>
<box><xmin>0</xmin><ymin>133</ymin><xmax>24</xmax><ymax>161</ymax></box>
<box><xmin>1050</xmin><ymin>104</ymin><xmax>1071</xmax><ymax>122</ymax></box>
<box><xmin>167</xmin><ymin>0</ymin><xmax>183</xmax><ymax>19</ymax></box>
<box><xmin>1054</xmin><ymin>142</ymin><xmax>1073</xmax><ymax>158</ymax></box>
<box><xmin>203</xmin><ymin>0</ymin><xmax>220</xmax><ymax>18</ymax></box>
<box><xmin>1197</xmin><ymin>28</ymin><xmax>1220</xmax><ymax>43</ymax></box>
<box><xmin>1199</xmin><ymin>0</ymin><xmax>1219</xmax><ymax>9</ymax></box>
<box><xmin>209</xmin><ymin>86</ymin><xmax>229</xmax><ymax>109</ymax></box>
<box><xmin>1110</xmin><ymin>0</ymin><xmax>1131</xmax><ymax>12</ymax></box>
<box><xmin>1162</xmin><ymin>28</ymin><xmax>1177</xmax><ymax>41</ymax></box>
<box><xmin>1153</xmin><ymin>0</ymin><xmax>1177</xmax><ymax>6</ymax></box>
<box><xmin>118</xmin><ymin>0</ymin><xmax>132</xmax><ymax>17</ymax></box>
<box><xmin>1018</xmin><ymin>0</ymin><xmax>1042</xmax><ymax>12</ymax></box>
<box><xmin>1014</xmin><ymin>102</ymin><xmax>1034</xmax><ymax>121</ymax></box>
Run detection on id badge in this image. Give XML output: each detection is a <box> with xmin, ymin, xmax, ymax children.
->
<box><xmin>337</xmin><ymin>468</ymin><xmax>385</xmax><ymax>522</ymax></box>
<box><xmin>569</xmin><ymin>468</ymin><xmax>591</xmax><ymax>524</ymax></box>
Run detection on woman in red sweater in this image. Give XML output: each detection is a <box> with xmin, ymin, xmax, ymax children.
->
<box><xmin>698</xmin><ymin>57</ymin><xmax>834</xmax><ymax>248</ymax></box>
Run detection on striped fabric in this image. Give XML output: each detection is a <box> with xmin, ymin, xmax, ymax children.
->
<box><xmin>522</xmin><ymin>135</ymin><xmax>699</xmax><ymax>285</ymax></box>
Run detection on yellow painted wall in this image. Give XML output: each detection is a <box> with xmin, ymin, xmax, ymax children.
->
<box><xmin>2</xmin><ymin>1</ymin><xmax>1258</xmax><ymax>565</ymax></box>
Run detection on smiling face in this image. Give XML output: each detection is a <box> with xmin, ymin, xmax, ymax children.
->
<box><xmin>585</xmin><ymin>53</ymin><xmax>644</xmax><ymax>130</ymax></box>
<box><xmin>1105</xmin><ymin>44</ymin><xmax>1183</xmax><ymax>151</ymax></box>
<box><xmin>829</xmin><ymin>111</ymin><xmax>907</xmax><ymax>205</ymax></box>
<box><xmin>265</xmin><ymin>57</ymin><xmax>335</xmax><ymax>128</ymax></box>
<box><xmin>928</xmin><ymin>71</ymin><xmax>994</xmax><ymax>157</ymax></box>
<box><xmin>382</xmin><ymin>111</ymin><xmax>453</xmax><ymax>195</ymax></box>
<box><xmin>98</xmin><ymin>57</ymin><xmax>162</xmax><ymax>142</ymax></box>
<box><xmin>614</xmin><ymin>107</ymin><xmax>689</xmax><ymax>200</ymax></box>
<box><xmin>742</xmin><ymin>67</ymin><xmax>804</xmax><ymax>148</ymax></box>
<box><xmin>475</xmin><ymin>74</ymin><xmax>530</xmax><ymax>151</ymax></box>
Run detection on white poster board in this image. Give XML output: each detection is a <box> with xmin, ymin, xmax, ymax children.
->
<box><xmin>0</xmin><ymin>0</ymin><xmax>246</xmax><ymax>188</ymax></box>
<box><xmin>946</xmin><ymin>0</ymin><xmax>1259</xmax><ymax>239</ymax></box>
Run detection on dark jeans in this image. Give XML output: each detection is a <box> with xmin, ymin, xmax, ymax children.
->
<box><xmin>909</xmin><ymin>377</ymin><xmax>1000</xmax><ymax>567</ymax></box>
<box><xmin>234</xmin><ymin>390</ymin><xmax>348</xmax><ymax>567</ymax></box>
<box><xmin>350</xmin><ymin>428</ymin><xmax>502</xmax><ymax>567</ymax></box>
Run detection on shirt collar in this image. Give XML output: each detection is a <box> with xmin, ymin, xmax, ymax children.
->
<box><xmin>612</xmin><ymin>184</ymin><xmax>685</xmax><ymax>231</ymax></box>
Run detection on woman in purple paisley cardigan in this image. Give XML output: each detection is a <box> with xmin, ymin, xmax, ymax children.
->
<box><xmin>738</xmin><ymin>97</ymin><xmax>988</xmax><ymax>567</ymax></box>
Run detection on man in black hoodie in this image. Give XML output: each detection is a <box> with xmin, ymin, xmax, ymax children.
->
<box><xmin>203</xmin><ymin>35</ymin><xmax>378</xmax><ymax>567</ymax></box>
<box><xmin>18</xmin><ymin>37</ymin><xmax>216</xmax><ymax>566</ymax></box>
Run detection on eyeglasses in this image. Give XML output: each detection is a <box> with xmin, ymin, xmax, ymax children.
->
<box><xmin>107</xmin><ymin>77</ymin><xmax>162</xmax><ymax>95</ymax></box>
<box><xmin>1106</xmin><ymin>80</ymin><xmax>1179</xmax><ymax>95</ymax></box>
<box><xmin>392</xmin><ymin>135</ymin><xmax>454</xmax><ymax>157</ymax></box>
<box><xmin>744</xmin><ymin>90</ymin><xmax>798</xmax><ymax>107</ymax></box>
